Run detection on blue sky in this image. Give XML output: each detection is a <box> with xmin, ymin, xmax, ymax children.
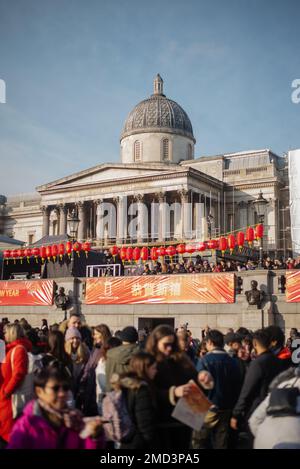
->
<box><xmin>1</xmin><ymin>0</ymin><xmax>300</xmax><ymax>195</ymax></box>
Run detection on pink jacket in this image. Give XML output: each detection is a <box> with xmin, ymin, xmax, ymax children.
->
<box><xmin>7</xmin><ymin>400</ymin><xmax>106</xmax><ymax>449</ymax></box>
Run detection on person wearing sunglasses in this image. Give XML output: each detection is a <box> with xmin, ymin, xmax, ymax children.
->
<box><xmin>7</xmin><ymin>365</ymin><xmax>106</xmax><ymax>449</ymax></box>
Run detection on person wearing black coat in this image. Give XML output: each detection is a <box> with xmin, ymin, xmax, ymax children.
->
<box><xmin>146</xmin><ymin>325</ymin><xmax>214</xmax><ymax>451</ymax></box>
<box><xmin>231</xmin><ymin>329</ymin><xmax>282</xmax><ymax>430</ymax></box>
<box><xmin>118</xmin><ymin>352</ymin><xmax>158</xmax><ymax>449</ymax></box>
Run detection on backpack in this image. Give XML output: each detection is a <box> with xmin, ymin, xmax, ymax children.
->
<box><xmin>267</xmin><ymin>387</ymin><xmax>300</xmax><ymax>417</ymax></box>
<box><xmin>102</xmin><ymin>389</ymin><xmax>135</xmax><ymax>443</ymax></box>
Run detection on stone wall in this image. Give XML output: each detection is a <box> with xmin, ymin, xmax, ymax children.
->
<box><xmin>0</xmin><ymin>271</ymin><xmax>299</xmax><ymax>336</ymax></box>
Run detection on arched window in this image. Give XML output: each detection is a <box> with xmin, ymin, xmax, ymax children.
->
<box><xmin>187</xmin><ymin>143</ymin><xmax>193</xmax><ymax>160</ymax></box>
<box><xmin>134</xmin><ymin>140</ymin><xmax>141</xmax><ymax>162</ymax></box>
<box><xmin>162</xmin><ymin>138</ymin><xmax>169</xmax><ymax>161</ymax></box>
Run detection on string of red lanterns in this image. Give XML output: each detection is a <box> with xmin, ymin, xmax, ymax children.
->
<box><xmin>2</xmin><ymin>225</ymin><xmax>263</xmax><ymax>264</ymax></box>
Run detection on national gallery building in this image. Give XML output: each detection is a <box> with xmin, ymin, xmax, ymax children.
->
<box><xmin>0</xmin><ymin>75</ymin><xmax>292</xmax><ymax>257</ymax></box>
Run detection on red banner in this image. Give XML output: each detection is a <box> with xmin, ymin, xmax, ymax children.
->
<box><xmin>286</xmin><ymin>270</ymin><xmax>300</xmax><ymax>302</ymax></box>
<box><xmin>85</xmin><ymin>273</ymin><xmax>235</xmax><ymax>305</ymax></box>
<box><xmin>0</xmin><ymin>280</ymin><xmax>54</xmax><ymax>306</ymax></box>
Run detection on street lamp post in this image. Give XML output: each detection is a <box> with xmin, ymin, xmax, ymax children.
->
<box><xmin>67</xmin><ymin>209</ymin><xmax>80</xmax><ymax>241</ymax></box>
<box><xmin>252</xmin><ymin>191</ymin><xmax>268</xmax><ymax>269</ymax></box>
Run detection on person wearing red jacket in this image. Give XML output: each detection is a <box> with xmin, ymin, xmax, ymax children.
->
<box><xmin>0</xmin><ymin>323</ymin><xmax>31</xmax><ymax>446</ymax></box>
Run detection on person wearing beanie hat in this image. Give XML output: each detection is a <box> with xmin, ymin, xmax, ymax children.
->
<box><xmin>65</xmin><ymin>327</ymin><xmax>89</xmax><ymax>396</ymax></box>
<box><xmin>105</xmin><ymin>326</ymin><xmax>139</xmax><ymax>392</ymax></box>
<box><xmin>65</xmin><ymin>327</ymin><xmax>82</xmax><ymax>343</ymax></box>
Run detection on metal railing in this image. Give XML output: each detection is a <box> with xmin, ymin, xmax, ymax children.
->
<box><xmin>86</xmin><ymin>264</ymin><xmax>121</xmax><ymax>277</ymax></box>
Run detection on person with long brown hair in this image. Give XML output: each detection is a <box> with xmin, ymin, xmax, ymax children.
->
<box><xmin>146</xmin><ymin>324</ymin><xmax>214</xmax><ymax>450</ymax></box>
<box><xmin>108</xmin><ymin>351</ymin><xmax>158</xmax><ymax>450</ymax></box>
<box><xmin>77</xmin><ymin>324</ymin><xmax>112</xmax><ymax>415</ymax></box>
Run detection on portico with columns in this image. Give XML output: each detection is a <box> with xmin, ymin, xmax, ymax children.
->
<box><xmin>37</xmin><ymin>164</ymin><xmax>223</xmax><ymax>246</ymax></box>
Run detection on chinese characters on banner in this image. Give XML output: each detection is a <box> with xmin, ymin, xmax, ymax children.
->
<box><xmin>286</xmin><ymin>270</ymin><xmax>300</xmax><ymax>302</ymax></box>
<box><xmin>0</xmin><ymin>280</ymin><xmax>54</xmax><ymax>306</ymax></box>
<box><xmin>85</xmin><ymin>274</ymin><xmax>235</xmax><ymax>305</ymax></box>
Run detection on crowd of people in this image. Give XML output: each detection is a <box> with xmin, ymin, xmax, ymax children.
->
<box><xmin>104</xmin><ymin>253</ymin><xmax>300</xmax><ymax>276</ymax></box>
<box><xmin>0</xmin><ymin>314</ymin><xmax>299</xmax><ymax>450</ymax></box>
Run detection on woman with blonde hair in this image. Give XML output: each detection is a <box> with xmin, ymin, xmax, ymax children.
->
<box><xmin>0</xmin><ymin>323</ymin><xmax>32</xmax><ymax>446</ymax></box>
<box><xmin>64</xmin><ymin>327</ymin><xmax>89</xmax><ymax>400</ymax></box>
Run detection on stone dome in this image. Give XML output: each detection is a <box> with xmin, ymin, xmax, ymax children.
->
<box><xmin>121</xmin><ymin>74</ymin><xmax>195</xmax><ymax>143</ymax></box>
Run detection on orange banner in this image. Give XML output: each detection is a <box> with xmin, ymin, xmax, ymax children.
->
<box><xmin>0</xmin><ymin>280</ymin><xmax>54</xmax><ymax>306</ymax></box>
<box><xmin>85</xmin><ymin>273</ymin><xmax>235</xmax><ymax>305</ymax></box>
<box><xmin>286</xmin><ymin>270</ymin><xmax>300</xmax><ymax>302</ymax></box>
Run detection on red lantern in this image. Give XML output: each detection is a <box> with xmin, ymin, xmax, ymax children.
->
<box><xmin>12</xmin><ymin>249</ymin><xmax>19</xmax><ymax>264</ymax></box>
<box><xmin>246</xmin><ymin>227</ymin><xmax>255</xmax><ymax>246</ymax></box>
<box><xmin>23</xmin><ymin>248</ymin><xmax>32</xmax><ymax>263</ymax></box>
<box><xmin>58</xmin><ymin>243</ymin><xmax>65</xmax><ymax>260</ymax></box>
<box><xmin>82</xmin><ymin>241</ymin><xmax>91</xmax><ymax>258</ymax></box>
<box><xmin>207</xmin><ymin>239</ymin><xmax>218</xmax><ymax>250</ymax></box>
<box><xmin>150</xmin><ymin>247</ymin><xmax>158</xmax><ymax>261</ymax></box>
<box><xmin>236</xmin><ymin>232</ymin><xmax>245</xmax><ymax>251</ymax></box>
<box><xmin>45</xmin><ymin>245</ymin><xmax>52</xmax><ymax>261</ymax></box>
<box><xmin>17</xmin><ymin>249</ymin><xmax>25</xmax><ymax>264</ymax></box>
<box><xmin>66</xmin><ymin>241</ymin><xmax>72</xmax><ymax>258</ymax></box>
<box><xmin>197</xmin><ymin>242</ymin><xmax>207</xmax><ymax>252</ymax></box>
<box><xmin>219</xmin><ymin>237</ymin><xmax>228</xmax><ymax>255</ymax></box>
<box><xmin>166</xmin><ymin>246</ymin><xmax>176</xmax><ymax>258</ymax></box>
<box><xmin>3</xmin><ymin>250</ymin><xmax>11</xmax><ymax>265</ymax></box>
<box><xmin>140</xmin><ymin>247</ymin><xmax>149</xmax><ymax>262</ymax></box>
<box><xmin>51</xmin><ymin>244</ymin><xmax>58</xmax><ymax>262</ymax></box>
<box><xmin>120</xmin><ymin>246</ymin><xmax>127</xmax><ymax>262</ymax></box>
<box><xmin>227</xmin><ymin>234</ymin><xmax>236</xmax><ymax>254</ymax></box>
<box><xmin>73</xmin><ymin>241</ymin><xmax>82</xmax><ymax>257</ymax></box>
<box><xmin>126</xmin><ymin>246</ymin><xmax>133</xmax><ymax>262</ymax></box>
<box><xmin>157</xmin><ymin>246</ymin><xmax>166</xmax><ymax>257</ymax></box>
<box><xmin>110</xmin><ymin>245</ymin><xmax>119</xmax><ymax>257</ymax></box>
<box><xmin>133</xmin><ymin>247</ymin><xmax>140</xmax><ymax>263</ymax></box>
<box><xmin>185</xmin><ymin>244</ymin><xmax>195</xmax><ymax>254</ymax></box>
<box><xmin>32</xmin><ymin>247</ymin><xmax>40</xmax><ymax>263</ymax></box>
<box><xmin>255</xmin><ymin>224</ymin><xmax>264</xmax><ymax>240</ymax></box>
<box><xmin>40</xmin><ymin>246</ymin><xmax>47</xmax><ymax>263</ymax></box>
<box><xmin>176</xmin><ymin>244</ymin><xmax>186</xmax><ymax>255</ymax></box>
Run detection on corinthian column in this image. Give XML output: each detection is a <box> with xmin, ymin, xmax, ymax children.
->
<box><xmin>156</xmin><ymin>191</ymin><xmax>166</xmax><ymax>243</ymax></box>
<box><xmin>41</xmin><ymin>205</ymin><xmax>50</xmax><ymax>237</ymax></box>
<box><xmin>77</xmin><ymin>201</ymin><xmax>86</xmax><ymax>242</ymax></box>
<box><xmin>95</xmin><ymin>199</ymin><xmax>104</xmax><ymax>241</ymax></box>
<box><xmin>59</xmin><ymin>203</ymin><xmax>68</xmax><ymax>235</ymax></box>
<box><xmin>114</xmin><ymin>196</ymin><xmax>127</xmax><ymax>244</ymax></box>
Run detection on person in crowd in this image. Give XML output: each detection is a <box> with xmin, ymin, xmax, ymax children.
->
<box><xmin>41</xmin><ymin>319</ymin><xmax>49</xmax><ymax>335</ymax></box>
<box><xmin>176</xmin><ymin>328</ymin><xmax>197</xmax><ymax>364</ymax></box>
<box><xmin>42</xmin><ymin>330</ymin><xmax>73</xmax><ymax>376</ymax></box>
<box><xmin>231</xmin><ymin>329</ymin><xmax>283</xmax><ymax>439</ymax></box>
<box><xmin>50</xmin><ymin>323</ymin><xmax>59</xmax><ymax>332</ymax></box>
<box><xmin>105</xmin><ymin>326</ymin><xmax>139</xmax><ymax>392</ymax></box>
<box><xmin>7</xmin><ymin>365</ymin><xmax>106</xmax><ymax>449</ymax></box>
<box><xmin>77</xmin><ymin>324</ymin><xmax>113</xmax><ymax>416</ymax></box>
<box><xmin>286</xmin><ymin>328</ymin><xmax>300</xmax><ymax>352</ymax></box>
<box><xmin>193</xmin><ymin>330</ymin><xmax>243</xmax><ymax>449</ymax></box>
<box><xmin>64</xmin><ymin>327</ymin><xmax>90</xmax><ymax>397</ymax></box>
<box><xmin>60</xmin><ymin>314</ymin><xmax>93</xmax><ymax>350</ymax></box>
<box><xmin>249</xmin><ymin>365</ymin><xmax>300</xmax><ymax>449</ymax></box>
<box><xmin>265</xmin><ymin>325</ymin><xmax>292</xmax><ymax>371</ymax></box>
<box><xmin>145</xmin><ymin>325</ymin><xmax>214</xmax><ymax>450</ymax></box>
<box><xmin>224</xmin><ymin>332</ymin><xmax>247</xmax><ymax>381</ymax></box>
<box><xmin>0</xmin><ymin>324</ymin><xmax>31</xmax><ymax>446</ymax></box>
<box><xmin>110</xmin><ymin>351</ymin><xmax>158</xmax><ymax>450</ymax></box>
<box><xmin>95</xmin><ymin>337</ymin><xmax>122</xmax><ymax>415</ymax></box>
<box><xmin>197</xmin><ymin>339</ymin><xmax>208</xmax><ymax>358</ymax></box>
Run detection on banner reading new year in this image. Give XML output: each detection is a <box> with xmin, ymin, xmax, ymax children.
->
<box><xmin>85</xmin><ymin>273</ymin><xmax>235</xmax><ymax>305</ymax></box>
<box><xmin>0</xmin><ymin>280</ymin><xmax>54</xmax><ymax>306</ymax></box>
<box><xmin>286</xmin><ymin>270</ymin><xmax>300</xmax><ymax>302</ymax></box>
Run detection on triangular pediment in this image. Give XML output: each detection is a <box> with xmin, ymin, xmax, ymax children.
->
<box><xmin>37</xmin><ymin>163</ymin><xmax>183</xmax><ymax>192</ymax></box>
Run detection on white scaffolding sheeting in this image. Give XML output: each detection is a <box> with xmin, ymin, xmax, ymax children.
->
<box><xmin>288</xmin><ymin>149</ymin><xmax>300</xmax><ymax>255</ymax></box>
